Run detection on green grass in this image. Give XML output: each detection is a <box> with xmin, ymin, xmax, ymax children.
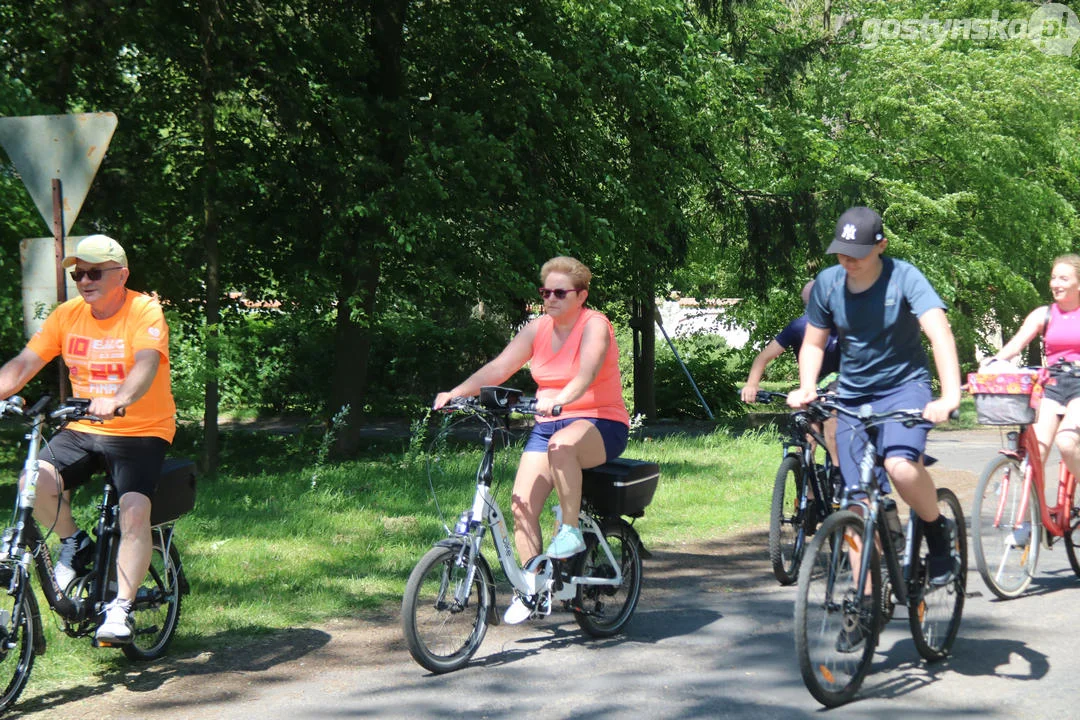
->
<box><xmin>7</xmin><ymin>402</ymin><xmax>982</xmax><ymax>702</ymax></box>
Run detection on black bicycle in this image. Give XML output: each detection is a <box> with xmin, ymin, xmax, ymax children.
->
<box><xmin>0</xmin><ymin>396</ymin><xmax>194</xmax><ymax>713</ymax></box>
<box><xmin>793</xmin><ymin>397</ymin><xmax>966</xmax><ymax>707</ymax></box>
<box><xmin>751</xmin><ymin>390</ymin><xmax>842</xmax><ymax>585</ymax></box>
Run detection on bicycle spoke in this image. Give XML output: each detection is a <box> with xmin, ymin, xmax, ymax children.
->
<box><xmin>973</xmin><ymin>456</ymin><xmax>1039</xmax><ymax>599</ymax></box>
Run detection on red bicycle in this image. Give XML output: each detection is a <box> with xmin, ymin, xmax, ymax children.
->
<box><xmin>971</xmin><ymin>411</ymin><xmax>1080</xmax><ymax>599</ymax></box>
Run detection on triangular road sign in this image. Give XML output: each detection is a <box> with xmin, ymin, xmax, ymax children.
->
<box><xmin>0</xmin><ymin>112</ymin><xmax>117</xmax><ymax>237</ymax></box>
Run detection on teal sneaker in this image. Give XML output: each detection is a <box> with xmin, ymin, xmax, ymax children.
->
<box><xmin>546</xmin><ymin>524</ymin><xmax>585</xmax><ymax>559</ymax></box>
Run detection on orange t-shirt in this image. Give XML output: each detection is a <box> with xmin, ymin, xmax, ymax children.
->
<box><xmin>27</xmin><ymin>292</ymin><xmax>176</xmax><ymax>442</ymax></box>
<box><xmin>530</xmin><ymin>308</ymin><xmax>629</xmax><ymax>426</ymax></box>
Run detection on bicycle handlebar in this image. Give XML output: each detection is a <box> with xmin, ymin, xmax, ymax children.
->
<box><xmin>439</xmin><ymin>387</ymin><xmax>562</xmax><ymax>418</ymax></box>
<box><xmin>752</xmin><ymin>390</ymin><xmax>957</xmax><ymax>426</ymax></box>
<box><xmin>0</xmin><ymin>395</ymin><xmax>123</xmax><ymax>424</ymax></box>
<box><xmin>808</xmin><ymin>395</ymin><xmax>959</xmax><ymax>427</ymax></box>
<box><xmin>751</xmin><ymin>390</ymin><xmax>832</xmax><ymax>423</ymax></box>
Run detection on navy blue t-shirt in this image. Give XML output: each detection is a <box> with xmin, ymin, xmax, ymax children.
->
<box><xmin>775</xmin><ymin>315</ymin><xmax>840</xmax><ymax>380</ymax></box>
<box><xmin>807</xmin><ymin>257</ymin><xmax>945</xmax><ymax>398</ymax></box>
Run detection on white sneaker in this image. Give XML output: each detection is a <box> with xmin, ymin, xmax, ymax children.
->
<box><xmin>503</xmin><ymin>596</ymin><xmax>533</xmax><ymax>625</ymax></box>
<box><xmin>546</xmin><ymin>525</ymin><xmax>585</xmax><ymax>559</ymax></box>
<box><xmin>54</xmin><ymin>531</ymin><xmax>92</xmax><ymax>592</ymax></box>
<box><xmin>96</xmin><ymin>599</ymin><xmax>134</xmax><ymax>644</ymax></box>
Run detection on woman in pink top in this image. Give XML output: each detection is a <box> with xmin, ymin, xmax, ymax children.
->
<box><xmin>434</xmin><ymin>257</ymin><xmax>630</xmax><ymax>623</ymax></box>
<box><xmin>988</xmin><ymin>254</ymin><xmax>1080</xmax><ymax>481</ymax></box>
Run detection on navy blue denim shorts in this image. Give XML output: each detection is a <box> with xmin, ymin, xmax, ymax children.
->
<box><xmin>523</xmin><ymin>418</ymin><xmax>629</xmax><ymax>461</ymax></box>
<box><xmin>834</xmin><ymin>381</ymin><xmax>932</xmax><ymax>496</ymax></box>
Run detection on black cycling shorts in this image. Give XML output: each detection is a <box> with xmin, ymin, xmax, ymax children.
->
<box><xmin>40</xmin><ymin>430</ymin><xmax>169</xmax><ymax>499</ymax></box>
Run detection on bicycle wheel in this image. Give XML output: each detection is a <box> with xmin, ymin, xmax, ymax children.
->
<box><xmin>123</xmin><ymin>529</ymin><xmax>183</xmax><ymax>660</ymax></box>
<box><xmin>972</xmin><ymin>455</ymin><xmax>1040</xmax><ymax>599</ymax></box>
<box><xmin>908</xmin><ymin>488</ymin><xmax>967</xmax><ymax>661</ymax></box>
<box><xmin>769</xmin><ymin>455</ymin><xmax>808</xmax><ymax>585</ymax></box>
<box><xmin>1063</xmin><ymin>476</ymin><xmax>1080</xmax><ymax>577</ymax></box>
<box><xmin>402</xmin><ymin>543</ymin><xmax>490</xmax><ymax>673</ymax></box>
<box><xmin>573</xmin><ymin>519</ymin><xmax>643</xmax><ymax>637</ymax></box>
<box><xmin>0</xmin><ymin>568</ymin><xmax>36</xmax><ymax>713</ymax></box>
<box><xmin>794</xmin><ymin>510</ymin><xmax>881</xmax><ymax>707</ymax></box>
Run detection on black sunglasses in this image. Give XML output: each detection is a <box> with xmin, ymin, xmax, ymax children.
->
<box><xmin>70</xmin><ymin>267</ymin><xmax>123</xmax><ymax>282</ymax></box>
<box><xmin>538</xmin><ymin>287</ymin><xmax>580</xmax><ymax>300</ymax></box>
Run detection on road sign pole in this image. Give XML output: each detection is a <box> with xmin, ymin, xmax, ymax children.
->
<box><xmin>50</xmin><ymin>178</ymin><xmax>70</xmax><ymax>399</ymax></box>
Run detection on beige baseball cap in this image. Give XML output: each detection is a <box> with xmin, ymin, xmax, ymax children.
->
<box><xmin>61</xmin><ymin>234</ymin><xmax>128</xmax><ymax>268</ymax></box>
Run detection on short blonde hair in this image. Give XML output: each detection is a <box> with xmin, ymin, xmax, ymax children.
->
<box><xmin>540</xmin><ymin>256</ymin><xmax>592</xmax><ymax>290</ymax></box>
<box><xmin>1052</xmin><ymin>254</ymin><xmax>1080</xmax><ymax>279</ymax></box>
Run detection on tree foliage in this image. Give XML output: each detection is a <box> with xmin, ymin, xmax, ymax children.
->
<box><xmin>0</xmin><ymin>0</ymin><xmax>1077</xmax><ymax>460</ymax></box>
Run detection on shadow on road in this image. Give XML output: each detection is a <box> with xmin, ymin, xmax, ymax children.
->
<box><xmin>16</xmin><ymin>626</ymin><xmax>332</xmax><ymax>717</ymax></box>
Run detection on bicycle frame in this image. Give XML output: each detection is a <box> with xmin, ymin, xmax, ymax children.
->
<box><xmin>1000</xmin><ymin>425</ymin><xmax>1078</xmax><ymax>540</ymax></box>
<box><xmin>1</xmin><ymin>402</ymin><xmax>88</xmax><ymax>622</ymax></box>
<box><xmin>451</xmin><ymin>418</ymin><xmax>622</xmax><ymax>605</ymax></box>
<box><xmin>837</xmin><ymin>433</ymin><xmax>918</xmax><ymax>609</ymax></box>
<box><xmin>783</xmin><ymin>412</ymin><xmax>836</xmax><ymax>519</ymax></box>
<box><xmin>819</xmin><ymin>403</ymin><xmax>937</xmax><ymax>611</ymax></box>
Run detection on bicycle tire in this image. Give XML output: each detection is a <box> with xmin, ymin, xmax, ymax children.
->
<box><xmin>972</xmin><ymin>455</ymin><xmax>1040</xmax><ymax>599</ymax></box>
<box><xmin>769</xmin><ymin>455</ymin><xmax>808</xmax><ymax>585</ymax></box>
<box><xmin>123</xmin><ymin>529</ymin><xmax>183</xmax><ymax>660</ymax></box>
<box><xmin>402</xmin><ymin>543</ymin><xmax>490</xmax><ymax>673</ymax></box>
<box><xmin>573</xmin><ymin>519</ymin><xmax>643</xmax><ymax>637</ymax></box>
<box><xmin>0</xmin><ymin>567</ymin><xmax>36</xmax><ymax>714</ymax></box>
<box><xmin>1063</xmin><ymin>476</ymin><xmax>1080</xmax><ymax>578</ymax></box>
<box><xmin>908</xmin><ymin>488</ymin><xmax>967</xmax><ymax>661</ymax></box>
<box><xmin>794</xmin><ymin>510</ymin><xmax>881</xmax><ymax>707</ymax></box>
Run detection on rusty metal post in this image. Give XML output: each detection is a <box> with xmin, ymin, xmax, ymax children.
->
<box><xmin>51</xmin><ymin>179</ymin><xmax>69</xmax><ymax>399</ymax></box>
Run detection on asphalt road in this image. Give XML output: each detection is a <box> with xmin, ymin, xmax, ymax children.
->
<box><xmin>19</xmin><ymin>427</ymin><xmax>1080</xmax><ymax>719</ymax></box>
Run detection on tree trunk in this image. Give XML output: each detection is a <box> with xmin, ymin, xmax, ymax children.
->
<box><xmin>199</xmin><ymin>0</ymin><xmax>221</xmax><ymax>473</ymax></box>
<box><xmin>331</xmin><ymin>249</ymin><xmax>380</xmax><ymax>455</ymax></box>
<box><xmin>331</xmin><ymin>0</ymin><xmax>407</xmax><ymax>456</ymax></box>
<box><xmin>632</xmin><ymin>295</ymin><xmax>656</xmax><ymax>421</ymax></box>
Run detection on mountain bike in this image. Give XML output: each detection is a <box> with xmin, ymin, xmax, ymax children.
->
<box><xmin>401</xmin><ymin>386</ymin><xmax>658</xmax><ymax>674</ymax></box>
<box><xmin>793</xmin><ymin>397</ymin><xmax>966</xmax><ymax>707</ymax></box>
<box><xmin>0</xmin><ymin>395</ymin><xmax>194</xmax><ymax>713</ymax></box>
<box><xmin>971</xmin><ymin>366</ymin><xmax>1080</xmax><ymax>599</ymax></box>
<box><xmin>751</xmin><ymin>390</ymin><xmax>843</xmax><ymax>585</ymax></box>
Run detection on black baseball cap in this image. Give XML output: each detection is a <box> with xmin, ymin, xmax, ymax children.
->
<box><xmin>826</xmin><ymin>206</ymin><xmax>884</xmax><ymax>258</ymax></box>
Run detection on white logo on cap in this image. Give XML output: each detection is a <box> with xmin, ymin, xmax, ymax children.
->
<box><xmin>841</xmin><ymin>223</ymin><xmax>857</xmax><ymax>241</ymax></box>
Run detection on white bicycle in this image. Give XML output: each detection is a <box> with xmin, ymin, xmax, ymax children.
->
<box><xmin>401</xmin><ymin>386</ymin><xmax>659</xmax><ymax>673</ymax></box>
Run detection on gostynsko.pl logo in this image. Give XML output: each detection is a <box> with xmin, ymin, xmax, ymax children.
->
<box><xmin>856</xmin><ymin>3</ymin><xmax>1080</xmax><ymax>56</ymax></box>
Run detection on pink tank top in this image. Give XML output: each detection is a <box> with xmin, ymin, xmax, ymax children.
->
<box><xmin>530</xmin><ymin>308</ymin><xmax>630</xmax><ymax>425</ymax></box>
<box><xmin>1044</xmin><ymin>303</ymin><xmax>1080</xmax><ymax>364</ymax></box>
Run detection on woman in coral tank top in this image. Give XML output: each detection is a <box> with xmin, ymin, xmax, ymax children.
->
<box><xmin>988</xmin><ymin>254</ymin><xmax>1080</xmax><ymax>480</ymax></box>
<box><xmin>434</xmin><ymin>257</ymin><xmax>629</xmax><ymax>623</ymax></box>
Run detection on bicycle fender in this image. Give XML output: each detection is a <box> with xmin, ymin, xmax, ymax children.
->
<box><xmin>0</xmin><ymin>567</ymin><xmax>45</xmax><ymax>656</ymax></box>
<box><xmin>434</xmin><ymin>538</ymin><xmax>499</xmax><ymax>627</ymax></box>
<box><xmin>609</xmin><ymin>519</ymin><xmax>646</xmax><ymax>558</ymax></box>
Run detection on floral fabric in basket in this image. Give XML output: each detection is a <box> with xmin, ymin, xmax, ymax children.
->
<box><xmin>967</xmin><ymin>371</ymin><xmax>1042</xmax><ymax>425</ymax></box>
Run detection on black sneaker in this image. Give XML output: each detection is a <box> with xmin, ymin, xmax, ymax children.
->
<box><xmin>835</xmin><ymin>597</ymin><xmax>875</xmax><ymax>654</ymax></box>
<box><xmin>803</xmin><ymin>500</ymin><xmax>820</xmax><ymax>536</ymax></box>
<box><xmin>927</xmin><ymin>517</ymin><xmax>958</xmax><ymax>587</ymax></box>
<box><xmin>54</xmin><ymin>530</ymin><xmax>94</xmax><ymax>592</ymax></box>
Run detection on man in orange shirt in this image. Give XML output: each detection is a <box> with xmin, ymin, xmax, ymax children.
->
<box><xmin>0</xmin><ymin>234</ymin><xmax>175</xmax><ymax>645</ymax></box>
